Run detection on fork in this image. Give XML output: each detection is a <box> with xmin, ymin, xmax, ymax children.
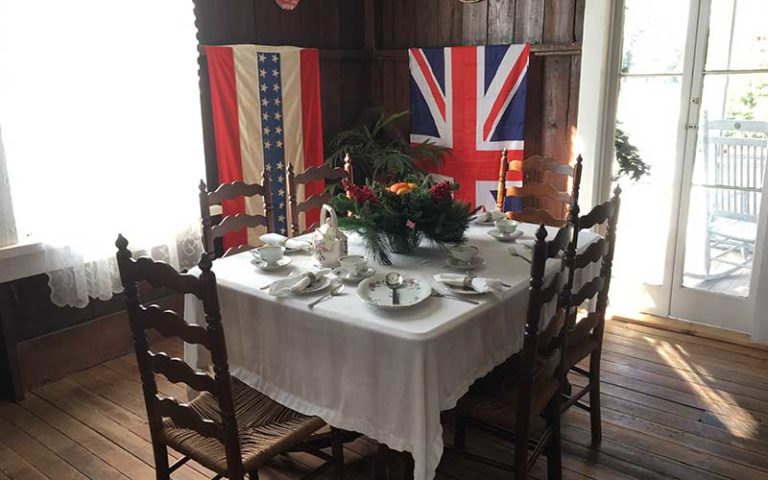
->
<box><xmin>431</xmin><ymin>289</ymin><xmax>480</xmax><ymax>305</ymax></box>
<box><xmin>508</xmin><ymin>247</ymin><xmax>532</xmax><ymax>264</ymax></box>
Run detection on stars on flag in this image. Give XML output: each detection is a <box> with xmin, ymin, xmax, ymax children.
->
<box><xmin>257</xmin><ymin>50</ymin><xmax>289</xmax><ymax>236</ymax></box>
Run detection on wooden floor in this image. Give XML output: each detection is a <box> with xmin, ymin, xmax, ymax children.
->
<box><xmin>2</xmin><ymin>318</ymin><xmax>768</xmax><ymax>480</ymax></box>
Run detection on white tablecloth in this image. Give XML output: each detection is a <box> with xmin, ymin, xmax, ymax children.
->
<box><xmin>184</xmin><ymin>223</ymin><xmax>597</xmax><ymax>480</ymax></box>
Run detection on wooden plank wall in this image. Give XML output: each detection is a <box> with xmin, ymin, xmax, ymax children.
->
<box><xmin>192</xmin><ymin>0</ymin><xmax>371</xmax><ymax>185</ymax></box>
<box><xmin>373</xmin><ymin>0</ymin><xmax>585</xmax><ymax>213</ymax></box>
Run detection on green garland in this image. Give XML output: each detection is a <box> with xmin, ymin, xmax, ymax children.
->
<box><xmin>331</xmin><ymin>179</ymin><xmax>474</xmax><ymax>265</ymax></box>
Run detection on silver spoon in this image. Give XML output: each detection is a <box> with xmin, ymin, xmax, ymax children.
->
<box><xmin>385</xmin><ymin>272</ymin><xmax>404</xmax><ymax>306</ymax></box>
<box><xmin>307</xmin><ymin>283</ymin><xmax>344</xmax><ymax>309</ymax></box>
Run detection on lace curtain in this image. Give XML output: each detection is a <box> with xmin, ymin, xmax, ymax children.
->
<box><xmin>0</xmin><ymin>1</ymin><xmax>204</xmax><ymax>307</ymax></box>
<box><xmin>0</xmin><ymin>126</ymin><xmax>17</xmax><ymax>248</ymax></box>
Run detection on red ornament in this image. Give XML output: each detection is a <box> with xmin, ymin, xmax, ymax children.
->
<box><xmin>343</xmin><ymin>179</ymin><xmax>379</xmax><ymax>205</ymax></box>
<box><xmin>429</xmin><ymin>181</ymin><xmax>453</xmax><ymax>203</ymax></box>
<box><xmin>275</xmin><ymin>0</ymin><xmax>300</xmax><ymax>10</ymax></box>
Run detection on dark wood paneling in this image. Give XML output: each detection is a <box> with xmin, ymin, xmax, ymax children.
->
<box><xmin>372</xmin><ymin>0</ymin><xmax>585</xmax><ymax>218</ymax></box>
<box><xmin>16</xmin><ymin>297</ymin><xmax>178</xmax><ymax>392</ymax></box>
<box><xmin>194</xmin><ymin>0</ymin><xmax>371</xmax><ymax>185</ymax></box>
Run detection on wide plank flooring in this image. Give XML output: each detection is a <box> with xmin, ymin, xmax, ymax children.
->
<box><xmin>1</xmin><ymin>318</ymin><xmax>768</xmax><ymax>479</ymax></box>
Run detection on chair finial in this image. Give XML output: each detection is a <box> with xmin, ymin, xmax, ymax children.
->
<box><xmin>535</xmin><ymin>224</ymin><xmax>548</xmax><ymax>241</ymax></box>
<box><xmin>199</xmin><ymin>179</ymin><xmax>207</xmax><ymax>192</ymax></box>
<box><xmin>614</xmin><ymin>184</ymin><xmax>622</xmax><ymax>197</ymax></box>
<box><xmin>199</xmin><ymin>252</ymin><xmax>213</xmax><ymax>273</ymax></box>
<box><xmin>116</xmin><ymin>233</ymin><xmax>129</xmax><ymax>251</ymax></box>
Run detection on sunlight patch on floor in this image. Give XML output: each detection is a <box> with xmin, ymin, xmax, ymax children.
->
<box><xmin>642</xmin><ymin>336</ymin><xmax>759</xmax><ymax>438</ymax></box>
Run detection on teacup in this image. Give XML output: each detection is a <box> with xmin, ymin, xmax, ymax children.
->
<box><xmin>254</xmin><ymin>245</ymin><xmax>284</xmax><ymax>265</ymax></box>
<box><xmin>494</xmin><ymin>219</ymin><xmax>519</xmax><ymax>235</ymax></box>
<box><xmin>339</xmin><ymin>255</ymin><xmax>368</xmax><ymax>276</ymax></box>
<box><xmin>449</xmin><ymin>245</ymin><xmax>479</xmax><ymax>264</ymax></box>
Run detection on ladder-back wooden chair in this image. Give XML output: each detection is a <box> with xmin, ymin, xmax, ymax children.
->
<box><xmin>200</xmin><ymin>177</ymin><xmax>273</xmax><ymax>258</ymax></box>
<box><xmin>559</xmin><ymin>185</ymin><xmax>621</xmax><ymax>446</ymax></box>
<box><xmin>115</xmin><ymin>235</ymin><xmax>344</xmax><ymax>480</ymax></box>
<box><xmin>287</xmin><ymin>154</ymin><xmax>352</xmax><ymax>236</ymax></box>
<box><xmin>497</xmin><ymin>151</ymin><xmax>582</xmax><ymax>227</ymax></box>
<box><xmin>450</xmin><ymin>221</ymin><xmax>578</xmax><ymax>480</ymax></box>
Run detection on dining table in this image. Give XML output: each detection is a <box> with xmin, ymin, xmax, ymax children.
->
<box><xmin>184</xmin><ymin>222</ymin><xmax>599</xmax><ymax>480</ymax></box>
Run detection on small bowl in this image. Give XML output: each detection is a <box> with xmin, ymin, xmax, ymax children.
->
<box><xmin>494</xmin><ymin>219</ymin><xmax>519</xmax><ymax>235</ymax></box>
<box><xmin>449</xmin><ymin>245</ymin><xmax>479</xmax><ymax>263</ymax></box>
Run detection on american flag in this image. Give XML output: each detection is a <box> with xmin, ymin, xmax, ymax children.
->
<box><xmin>410</xmin><ymin>44</ymin><xmax>529</xmax><ymax>212</ymax></box>
<box><xmin>206</xmin><ymin>45</ymin><xmax>323</xmax><ymax>246</ymax></box>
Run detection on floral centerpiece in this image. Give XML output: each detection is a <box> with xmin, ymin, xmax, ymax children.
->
<box><xmin>331</xmin><ymin>178</ymin><xmax>475</xmax><ymax>265</ymax></box>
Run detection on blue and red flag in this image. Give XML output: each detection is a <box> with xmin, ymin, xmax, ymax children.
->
<box><xmin>410</xmin><ymin>44</ymin><xmax>529</xmax><ymax>212</ymax></box>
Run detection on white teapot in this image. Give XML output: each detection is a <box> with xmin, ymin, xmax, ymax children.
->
<box><xmin>312</xmin><ymin>204</ymin><xmax>348</xmax><ymax>267</ymax></box>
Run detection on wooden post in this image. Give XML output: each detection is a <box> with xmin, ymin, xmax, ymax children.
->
<box><xmin>496</xmin><ymin>149</ymin><xmax>509</xmax><ymax>211</ymax></box>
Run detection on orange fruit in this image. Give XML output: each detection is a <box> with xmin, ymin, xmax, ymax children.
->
<box><xmin>389</xmin><ymin>182</ymin><xmax>409</xmax><ymax>193</ymax></box>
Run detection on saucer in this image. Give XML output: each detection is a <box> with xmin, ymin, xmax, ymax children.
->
<box><xmin>332</xmin><ymin>266</ymin><xmax>376</xmax><ymax>282</ymax></box>
<box><xmin>445</xmin><ymin>256</ymin><xmax>486</xmax><ymax>270</ymax></box>
<box><xmin>487</xmin><ymin>229</ymin><xmax>524</xmax><ymax>242</ymax></box>
<box><xmin>252</xmin><ymin>256</ymin><xmax>293</xmax><ymax>271</ymax></box>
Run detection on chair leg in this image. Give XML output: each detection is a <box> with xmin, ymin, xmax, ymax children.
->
<box><xmin>588</xmin><ymin>351</ymin><xmax>603</xmax><ymax>446</ymax></box>
<box><xmin>331</xmin><ymin>428</ymin><xmax>345</xmax><ymax>480</ymax></box>
<box><xmin>545</xmin><ymin>403</ymin><xmax>563</xmax><ymax>480</ymax></box>
<box><xmin>371</xmin><ymin>444</ymin><xmax>389</xmax><ymax>480</ymax></box>
<box><xmin>453</xmin><ymin>416</ymin><xmax>467</xmax><ymax>450</ymax></box>
<box><xmin>152</xmin><ymin>443</ymin><xmax>170</xmax><ymax>480</ymax></box>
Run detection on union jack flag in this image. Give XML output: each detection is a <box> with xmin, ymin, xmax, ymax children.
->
<box><xmin>410</xmin><ymin>44</ymin><xmax>529</xmax><ymax>212</ymax></box>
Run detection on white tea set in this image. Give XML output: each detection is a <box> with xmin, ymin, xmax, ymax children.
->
<box><xmin>333</xmin><ymin>254</ymin><xmax>375</xmax><ymax>282</ymax></box>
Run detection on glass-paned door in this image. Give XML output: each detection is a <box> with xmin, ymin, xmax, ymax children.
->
<box><xmin>610</xmin><ymin>0</ymin><xmax>693</xmax><ymax>317</ymax></box>
<box><xmin>612</xmin><ymin>0</ymin><xmax>768</xmax><ymax>330</ymax></box>
<box><xmin>671</xmin><ymin>0</ymin><xmax>768</xmax><ymax>330</ymax></box>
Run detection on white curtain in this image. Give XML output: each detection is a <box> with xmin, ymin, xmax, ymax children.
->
<box><xmin>0</xmin><ymin>125</ymin><xmax>17</xmax><ymax>248</ymax></box>
<box><xmin>0</xmin><ymin>1</ymin><xmax>204</xmax><ymax>307</ymax></box>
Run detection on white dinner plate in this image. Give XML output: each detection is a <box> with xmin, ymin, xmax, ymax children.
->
<box><xmin>357</xmin><ymin>274</ymin><xmax>431</xmax><ymax>309</ymax></box>
<box><xmin>252</xmin><ymin>256</ymin><xmax>293</xmax><ymax>271</ymax></box>
<box><xmin>487</xmin><ymin>229</ymin><xmax>524</xmax><ymax>242</ymax></box>
<box><xmin>445</xmin><ymin>256</ymin><xmax>486</xmax><ymax>271</ymax></box>
<box><xmin>297</xmin><ymin>274</ymin><xmax>332</xmax><ymax>294</ymax></box>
